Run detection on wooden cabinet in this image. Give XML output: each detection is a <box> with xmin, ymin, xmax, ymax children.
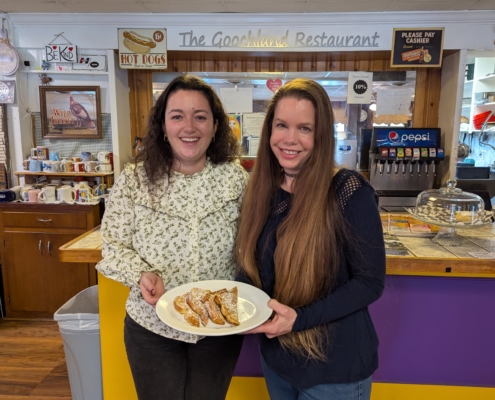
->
<box><xmin>0</xmin><ymin>203</ymin><xmax>100</xmax><ymax>318</ymax></box>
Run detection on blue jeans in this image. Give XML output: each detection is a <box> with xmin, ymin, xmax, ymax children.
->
<box><xmin>261</xmin><ymin>355</ymin><xmax>372</xmax><ymax>400</ymax></box>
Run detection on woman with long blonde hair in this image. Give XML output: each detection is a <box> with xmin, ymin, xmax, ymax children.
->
<box><xmin>236</xmin><ymin>78</ymin><xmax>385</xmax><ymax>399</ymax></box>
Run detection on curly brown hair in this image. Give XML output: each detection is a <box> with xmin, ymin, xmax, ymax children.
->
<box><xmin>135</xmin><ymin>74</ymin><xmax>240</xmax><ymax>185</ymax></box>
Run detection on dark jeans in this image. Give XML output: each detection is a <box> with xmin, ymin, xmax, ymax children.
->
<box><xmin>124</xmin><ymin>314</ymin><xmax>244</xmax><ymax>400</ymax></box>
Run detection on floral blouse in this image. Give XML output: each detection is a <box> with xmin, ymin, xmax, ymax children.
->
<box><xmin>96</xmin><ymin>159</ymin><xmax>248</xmax><ymax>343</ymax></box>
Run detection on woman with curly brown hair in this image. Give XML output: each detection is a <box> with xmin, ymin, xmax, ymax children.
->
<box><xmin>236</xmin><ymin>78</ymin><xmax>385</xmax><ymax>399</ymax></box>
<box><xmin>97</xmin><ymin>75</ymin><xmax>248</xmax><ymax>400</ymax></box>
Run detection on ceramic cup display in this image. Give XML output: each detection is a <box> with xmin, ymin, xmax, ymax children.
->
<box><xmin>81</xmin><ymin>152</ymin><xmax>92</xmax><ymax>161</ymax></box>
<box><xmin>84</xmin><ymin>160</ymin><xmax>97</xmax><ymax>172</ymax></box>
<box><xmin>51</xmin><ymin>161</ymin><xmax>61</xmax><ymax>172</ymax></box>
<box><xmin>95</xmin><ymin>162</ymin><xmax>112</xmax><ymax>172</ymax></box>
<box><xmin>0</xmin><ymin>190</ymin><xmax>16</xmax><ymax>202</ymax></box>
<box><xmin>97</xmin><ymin>151</ymin><xmax>111</xmax><ymax>163</ymax></box>
<box><xmin>77</xmin><ymin>186</ymin><xmax>96</xmax><ymax>203</ymax></box>
<box><xmin>29</xmin><ymin>159</ymin><xmax>43</xmax><ymax>172</ymax></box>
<box><xmin>74</xmin><ymin>162</ymin><xmax>85</xmax><ymax>173</ymax></box>
<box><xmin>57</xmin><ymin>187</ymin><xmax>76</xmax><ymax>203</ymax></box>
<box><xmin>42</xmin><ymin>160</ymin><xmax>52</xmax><ymax>172</ymax></box>
<box><xmin>27</xmin><ymin>189</ymin><xmax>41</xmax><ymax>203</ymax></box>
<box><xmin>49</xmin><ymin>151</ymin><xmax>60</xmax><ymax>161</ymax></box>
<box><xmin>37</xmin><ymin>186</ymin><xmax>56</xmax><ymax>202</ymax></box>
<box><xmin>60</xmin><ymin>160</ymin><xmax>74</xmax><ymax>172</ymax></box>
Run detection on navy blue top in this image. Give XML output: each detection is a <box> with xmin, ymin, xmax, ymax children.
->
<box><xmin>237</xmin><ymin>169</ymin><xmax>386</xmax><ymax>389</ymax></box>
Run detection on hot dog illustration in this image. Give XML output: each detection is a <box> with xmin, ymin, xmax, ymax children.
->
<box><xmin>123</xmin><ymin>31</ymin><xmax>157</xmax><ymax>54</ymax></box>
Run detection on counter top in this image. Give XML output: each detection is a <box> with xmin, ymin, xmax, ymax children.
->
<box><xmin>59</xmin><ymin>223</ymin><xmax>495</xmax><ymax>278</ymax></box>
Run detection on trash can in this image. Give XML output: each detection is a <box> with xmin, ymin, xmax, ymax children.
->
<box><xmin>54</xmin><ymin>285</ymin><xmax>102</xmax><ymax>400</ymax></box>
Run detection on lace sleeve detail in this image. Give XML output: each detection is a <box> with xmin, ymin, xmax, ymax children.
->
<box><xmin>333</xmin><ymin>169</ymin><xmax>375</xmax><ymax>211</ymax></box>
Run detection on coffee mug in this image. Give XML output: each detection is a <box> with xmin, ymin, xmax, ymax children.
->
<box><xmin>23</xmin><ymin>159</ymin><xmax>30</xmax><ymax>170</ymax></box>
<box><xmin>11</xmin><ymin>187</ymin><xmax>21</xmax><ymax>200</ymax></box>
<box><xmin>42</xmin><ymin>160</ymin><xmax>52</xmax><ymax>172</ymax></box>
<box><xmin>72</xmin><ymin>157</ymin><xmax>81</xmax><ymax>163</ymax></box>
<box><xmin>29</xmin><ymin>159</ymin><xmax>43</xmax><ymax>172</ymax></box>
<box><xmin>95</xmin><ymin>162</ymin><xmax>112</xmax><ymax>172</ymax></box>
<box><xmin>37</xmin><ymin>147</ymin><xmax>49</xmax><ymax>160</ymax></box>
<box><xmin>20</xmin><ymin>186</ymin><xmax>32</xmax><ymax>202</ymax></box>
<box><xmin>57</xmin><ymin>187</ymin><xmax>76</xmax><ymax>203</ymax></box>
<box><xmin>30</xmin><ymin>148</ymin><xmax>38</xmax><ymax>158</ymax></box>
<box><xmin>28</xmin><ymin>189</ymin><xmax>41</xmax><ymax>203</ymax></box>
<box><xmin>37</xmin><ymin>186</ymin><xmax>56</xmax><ymax>203</ymax></box>
<box><xmin>97</xmin><ymin>151</ymin><xmax>111</xmax><ymax>163</ymax></box>
<box><xmin>51</xmin><ymin>161</ymin><xmax>61</xmax><ymax>172</ymax></box>
<box><xmin>77</xmin><ymin>187</ymin><xmax>95</xmax><ymax>203</ymax></box>
<box><xmin>84</xmin><ymin>161</ymin><xmax>97</xmax><ymax>172</ymax></box>
<box><xmin>0</xmin><ymin>190</ymin><xmax>16</xmax><ymax>202</ymax></box>
<box><xmin>95</xmin><ymin>184</ymin><xmax>107</xmax><ymax>196</ymax></box>
<box><xmin>81</xmin><ymin>152</ymin><xmax>92</xmax><ymax>161</ymax></box>
<box><xmin>60</xmin><ymin>160</ymin><xmax>74</xmax><ymax>172</ymax></box>
<box><xmin>49</xmin><ymin>151</ymin><xmax>60</xmax><ymax>161</ymax></box>
<box><xmin>74</xmin><ymin>162</ymin><xmax>85</xmax><ymax>173</ymax></box>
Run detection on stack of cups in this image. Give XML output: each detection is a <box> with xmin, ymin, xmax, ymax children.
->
<box><xmin>96</xmin><ymin>151</ymin><xmax>113</xmax><ymax>173</ymax></box>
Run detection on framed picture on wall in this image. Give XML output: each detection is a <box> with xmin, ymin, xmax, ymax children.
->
<box><xmin>39</xmin><ymin>86</ymin><xmax>102</xmax><ymax>139</ymax></box>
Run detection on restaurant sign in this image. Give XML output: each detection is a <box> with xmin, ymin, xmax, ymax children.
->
<box><xmin>391</xmin><ymin>28</ymin><xmax>444</xmax><ymax>68</ymax></box>
<box><xmin>172</xmin><ymin>28</ymin><xmax>383</xmax><ymax>51</ymax></box>
<box><xmin>118</xmin><ymin>28</ymin><xmax>167</xmax><ymax>69</ymax></box>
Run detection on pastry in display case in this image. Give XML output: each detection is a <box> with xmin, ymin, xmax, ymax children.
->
<box><xmin>407</xmin><ymin>180</ymin><xmax>494</xmax><ymax>246</ymax></box>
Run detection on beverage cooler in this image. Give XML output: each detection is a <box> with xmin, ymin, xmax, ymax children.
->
<box><xmin>369</xmin><ymin>127</ymin><xmax>444</xmax><ymax>212</ymax></box>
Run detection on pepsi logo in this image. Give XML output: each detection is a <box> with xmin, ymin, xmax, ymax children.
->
<box><xmin>388</xmin><ymin>131</ymin><xmax>399</xmax><ymax>142</ymax></box>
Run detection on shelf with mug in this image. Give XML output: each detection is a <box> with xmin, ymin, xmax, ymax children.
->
<box><xmin>14</xmin><ymin>171</ymin><xmax>114</xmax><ymax>188</ymax></box>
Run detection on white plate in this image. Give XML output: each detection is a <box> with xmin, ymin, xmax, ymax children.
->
<box><xmin>156</xmin><ymin>280</ymin><xmax>272</xmax><ymax>336</ymax></box>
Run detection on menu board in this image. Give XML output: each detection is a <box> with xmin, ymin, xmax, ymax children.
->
<box><xmin>391</xmin><ymin>28</ymin><xmax>444</xmax><ymax>68</ymax></box>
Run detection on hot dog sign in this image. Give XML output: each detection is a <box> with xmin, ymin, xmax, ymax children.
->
<box><xmin>118</xmin><ymin>28</ymin><xmax>167</xmax><ymax>69</ymax></box>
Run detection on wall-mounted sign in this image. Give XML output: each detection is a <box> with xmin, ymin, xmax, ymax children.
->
<box><xmin>45</xmin><ymin>44</ymin><xmax>77</xmax><ymax>63</ymax></box>
<box><xmin>72</xmin><ymin>55</ymin><xmax>107</xmax><ymax>71</ymax></box>
<box><xmin>347</xmin><ymin>72</ymin><xmax>373</xmax><ymax>104</ymax></box>
<box><xmin>391</xmin><ymin>28</ymin><xmax>444</xmax><ymax>68</ymax></box>
<box><xmin>118</xmin><ymin>28</ymin><xmax>167</xmax><ymax>69</ymax></box>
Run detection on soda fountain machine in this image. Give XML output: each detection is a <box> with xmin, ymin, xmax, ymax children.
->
<box><xmin>369</xmin><ymin>127</ymin><xmax>444</xmax><ymax>212</ymax></box>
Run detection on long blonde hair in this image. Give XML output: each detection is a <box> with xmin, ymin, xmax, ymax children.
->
<box><xmin>236</xmin><ymin>78</ymin><xmax>347</xmax><ymax>360</ymax></box>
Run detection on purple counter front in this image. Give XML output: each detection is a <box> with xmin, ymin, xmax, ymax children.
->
<box><xmin>234</xmin><ymin>275</ymin><xmax>495</xmax><ymax>387</ymax></box>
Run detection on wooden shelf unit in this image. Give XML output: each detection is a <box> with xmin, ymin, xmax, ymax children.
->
<box><xmin>14</xmin><ymin>171</ymin><xmax>113</xmax><ymax>188</ymax></box>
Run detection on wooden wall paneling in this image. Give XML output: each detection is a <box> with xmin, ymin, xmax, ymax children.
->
<box><xmin>260</xmin><ymin>59</ymin><xmax>270</xmax><ymax>72</ymax></box>
<box><xmin>288</xmin><ymin>60</ymin><xmax>298</xmax><ymax>72</ymax></box>
<box><xmin>245</xmin><ymin>60</ymin><xmax>256</xmax><ymax>72</ymax></box>
<box><xmin>232</xmin><ymin>60</ymin><xmax>242</xmax><ymax>73</ymax></box>
<box><xmin>425</xmin><ymin>68</ymin><xmax>442</xmax><ymax>127</ymax></box>
<box><xmin>344</xmin><ymin>60</ymin><xmax>355</xmax><ymax>71</ymax></box>
<box><xmin>371</xmin><ymin>58</ymin><xmax>385</xmax><ymax>71</ymax></box>
<box><xmin>356</xmin><ymin>59</ymin><xmax>371</xmax><ymax>72</ymax></box>
<box><xmin>315</xmin><ymin>60</ymin><xmax>326</xmax><ymax>71</ymax></box>
<box><xmin>127</xmin><ymin>50</ymin><xmax>442</xmax><ymax>146</ymax></box>
<box><xmin>128</xmin><ymin>69</ymin><xmax>153</xmax><ymax>151</ymax></box>
<box><xmin>412</xmin><ymin>69</ymin><xmax>427</xmax><ymax>127</ymax></box>
<box><xmin>203</xmin><ymin>60</ymin><xmax>215</xmax><ymax>72</ymax></box>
